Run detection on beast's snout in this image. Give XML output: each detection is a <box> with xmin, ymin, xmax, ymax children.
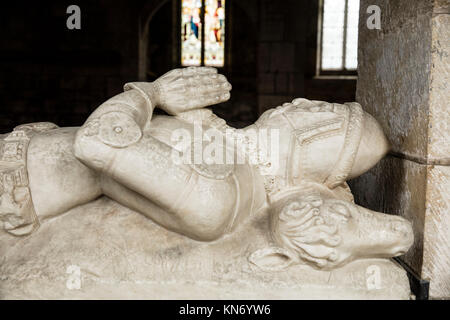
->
<box><xmin>352</xmin><ymin>206</ymin><xmax>414</xmax><ymax>259</ymax></box>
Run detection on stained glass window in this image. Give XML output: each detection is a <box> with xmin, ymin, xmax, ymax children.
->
<box><xmin>181</xmin><ymin>0</ymin><xmax>202</xmax><ymax>66</ymax></box>
<box><xmin>181</xmin><ymin>0</ymin><xmax>225</xmax><ymax>67</ymax></box>
<box><xmin>320</xmin><ymin>0</ymin><xmax>360</xmax><ymax>72</ymax></box>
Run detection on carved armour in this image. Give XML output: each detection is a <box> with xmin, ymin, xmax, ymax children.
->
<box><xmin>0</xmin><ymin>122</ymin><xmax>58</xmax><ymax>236</ymax></box>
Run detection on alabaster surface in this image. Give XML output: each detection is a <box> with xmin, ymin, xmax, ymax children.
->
<box><xmin>0</xmin><ymin>67</ymin><xmax>414</xmax><ymax>299</ymax></box>
<box><xmin>0</xmin><ymin>198</ymin><xmax>411</xmax><ymax>300</ymax></box>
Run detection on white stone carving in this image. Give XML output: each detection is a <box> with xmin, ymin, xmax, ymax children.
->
<box><xmin>0</xmin><ymin>67</ymin><xmax>414</xmax><ymax>299</ymax></box>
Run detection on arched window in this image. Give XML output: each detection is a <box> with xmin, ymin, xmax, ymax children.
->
<box><xmin>319</xmin><ymin>0</ymin><xmax>360</xmax><ymax>75</ymax></box>
<box><xmin>181</xmin><ymin>0</ymin><xmax>226</xmax><ymax>67</ymax></box>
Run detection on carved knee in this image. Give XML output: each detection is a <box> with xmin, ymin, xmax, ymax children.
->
<box><xmin>175</xmin><ymin>175</ymin><xmax>238</xmax><ymax>241</ymax></box>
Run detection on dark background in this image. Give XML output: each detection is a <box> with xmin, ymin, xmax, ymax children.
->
<box><xmin>0</xmin><ymin>0</ymin><xmax>356</xmax><ymax>132</ymax></box>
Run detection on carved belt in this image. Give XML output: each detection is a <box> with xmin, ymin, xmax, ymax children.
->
<box><xmin>0</xmin><ymin>122</ymin><xmax>58</xmax><ymax>236</ymax></box>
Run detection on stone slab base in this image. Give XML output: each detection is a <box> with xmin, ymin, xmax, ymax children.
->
<box><xmin>0</xmin><ymin>198</ymin><xmax>411</xmax><ymax>300</ymax></box>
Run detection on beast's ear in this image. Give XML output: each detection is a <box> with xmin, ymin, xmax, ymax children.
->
<box><xmin>248</xmin><ymin>247</ymin><xmax>298</xmax><ymax>272</ymax></box>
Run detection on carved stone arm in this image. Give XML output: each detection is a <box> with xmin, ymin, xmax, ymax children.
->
<box><xmin>75</xmin><ymin>67</ymin><xmax>232</xmax><ymax>155</ymax></box>
<box><xmin>85</xmin><ymin>87</ymin><xmax>153</xmax><ymax>132</ymax></box>
<box><xmin>71</xmin><ymin>93</ymin><xmax>150</xmax><ymax>176</ymax></box>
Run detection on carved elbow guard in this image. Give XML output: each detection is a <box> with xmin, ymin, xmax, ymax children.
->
<box><xmin>74</xmin><ymin>111</ymin><xmax>142</xmax><ymax>172</ymax></box>
<box><xmin>96</xmin><ymin>112</ymin><xmax>142</xmax><ymax>148</ymax></box>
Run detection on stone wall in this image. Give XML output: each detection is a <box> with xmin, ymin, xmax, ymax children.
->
<box><xmin>350</xmin><ymin>0</ymin><xmax>449</xmax><ymax>299</ymax></box>
<box><xmin>256</xmin><ymin>0</ymin><xmax>356</xmax><ymax>114</ymax></box>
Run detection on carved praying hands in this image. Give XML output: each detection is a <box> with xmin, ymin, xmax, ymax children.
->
<box><xmin>152</xmin><ymin>66</ymin><xmax>232</xmax><ymax>115</ymax></box>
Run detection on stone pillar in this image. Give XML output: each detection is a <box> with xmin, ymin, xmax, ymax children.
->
<box><xmin>350</xmin><ymin>0</ymin><xmax>449</xmax><ymax>299</ymax></box>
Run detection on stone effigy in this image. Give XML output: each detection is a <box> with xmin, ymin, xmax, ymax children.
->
<box><xmin>0</xmin><ymin>67</ymin><xmax>414</xmax><ymax>299</ymax></box>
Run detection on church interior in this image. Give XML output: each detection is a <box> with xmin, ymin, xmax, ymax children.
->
<box><xmin>0</xmin><ymin>0</ymin><xmax>359</xmax><ymax>131</ymax></box>
<box><xmin>0</xmin><ymin>0</ymin><xmax>448</xmax><ymax>299</ymax></box>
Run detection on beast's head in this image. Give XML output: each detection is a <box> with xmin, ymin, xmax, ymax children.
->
<box><xmin>249</xmin><ymin>191</ymin><xmax>413</xmax><ymax>271</ymax></box>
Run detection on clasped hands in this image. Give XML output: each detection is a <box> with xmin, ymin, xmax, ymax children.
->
<box><xmin>152</xmin><ymin>66</ymin><xmax>232</xmax><ymax>115</ymax></box>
